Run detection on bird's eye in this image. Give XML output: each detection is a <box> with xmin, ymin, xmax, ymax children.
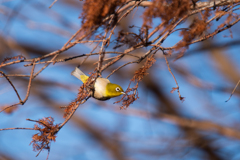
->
<box><xmin>116</xmin><ymin>87</ymin><xmax>120</xmax><ymax>92</ymax></box>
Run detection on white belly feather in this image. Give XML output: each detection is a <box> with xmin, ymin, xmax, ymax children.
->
<box><xmin>93</xmin><ymin>78</ymin><xmax>110</xmax><ymax>100</ymax></box>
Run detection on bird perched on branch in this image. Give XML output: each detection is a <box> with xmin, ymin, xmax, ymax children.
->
<box><xmin>71</xmin><ymin>67</ymin><xmax>125</xmax><ymax>100</ymax></box>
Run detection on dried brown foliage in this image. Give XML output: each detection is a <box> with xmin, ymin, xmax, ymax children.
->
<box><xmin>174</xmin><ymin>9</ymin><xmax>211</xmax><ymax>59</ymax></box>
<box><xmin>80</xmin><ymin>0</ymin><xmax>126</xmax><ymax>30</ymax></box>
<box><xmin>115</xmin><ymin>55</ymin><xmax>156</xmax><ymax>109</ymax></box>
<box><xmin>175</xmin><ymin>18</ymin><xmax>209</xmax><ymax>59</ymax></box>
<box><xmin>30</xmin><ymin>117</ymin><xmax>60</xmax><ymax>152</ymax></box>
<box><xmin>143</xmin><ymin>0</ymin><xmax>191</xmax><ymax>26</ymax></box>
<box><xmin>132</xmin><ymin>55</ymin><xmax>156</xmax><ymax>82</ymax></box>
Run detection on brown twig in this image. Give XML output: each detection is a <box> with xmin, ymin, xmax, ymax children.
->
<box><xmin>22</xmin><ymin>60</ymin><xmax>35</xmax><ymax>103</ymax></box>
<box><xmin>0</xmin><ymin>71</ymin><xmax>22</xmax><ymax>102</ymax></box>
<box><xmin>163</xmin><ymin>54</ymin><xmax>184</xmax><ymax>102</ymax></box>
<box><xmin>24</xmin><ymin>51</ymin><xmax>138</xmax><ymax>67</ymax></box>
<box><xmin>26</xmin><ymin>118</ymin><xmax>49</xmax><ymax>128</ymax></box>
<box><xmin>0</xmin><ymin>103</ymin><xmax>22</xmax><ymax>113</ymax></box>
<box><xmin>0</xmin><ymin>60</ymin><xmax>36</xmax><ymax>113</ymax></box>
<box><xmin>49</xmin><ymin>0</ymin><xmax>58</xmax><ymax>8</ymax></box>
<box><xmin>0</xmin><ymin>58</ymin><xmax>31</xmax><ymax>68</ymax></box>
<box><xmin>79</xmin><ymin>42</ymin><xmax>101</xmax><ymax>67</ymax></box>
<box><xmin>63</xmin><ymin>28</ymin><xmax>83</xmax><ymax>48</ymax></box>
<box><xmin>97</xmin><ymin>32</ymin><xmax>108</xmax><ymax>74</ymax></box>
<box><xmin>0</xmin><ymin>74</ymin><xmax>30</xmax><ymax>78</ymax></box>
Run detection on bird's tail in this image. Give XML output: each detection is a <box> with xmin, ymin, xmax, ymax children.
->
<box><xmin>71</xmin><ymin>67</ymin><xmax>89</xmax><ymax>83</ymax></box>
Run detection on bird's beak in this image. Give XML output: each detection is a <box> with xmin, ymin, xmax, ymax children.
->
<box><xmin>121</xmin><ymin>92</ymin><xmax>126</xmax><ymax>95</ymax></box>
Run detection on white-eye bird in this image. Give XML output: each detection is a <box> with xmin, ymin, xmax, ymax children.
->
<box><xmin>71</xmin><ymin>67</ymin><xmax>125</xmax><ymax>100</ymax></box>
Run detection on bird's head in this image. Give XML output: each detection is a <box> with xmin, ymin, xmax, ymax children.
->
<box><xmin>105</xmin><ymin>83</ymin><xmax>125</xmax><ymax>98</ymax></box>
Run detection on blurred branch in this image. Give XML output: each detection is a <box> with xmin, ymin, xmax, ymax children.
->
<box><xmin>49</xmin><ymin>0</ymin><xmax>58</xmax><ymax>9</ymax></box>
<box><xmin>144</xmin><ymin>75</ymin><xmax>225</xmax><ymax>159</ymax></box>
<box><xmin>101</xmin><ymin>105</ymin><xmax>240</xmax><ymax>140</ymax></box>
<box><xmin>158</xmin><ymin>113</ymin><xmax>240</xmax><ymax>140</ymax></box>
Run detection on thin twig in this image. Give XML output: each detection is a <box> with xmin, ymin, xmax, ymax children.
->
<box><xmin>36</xmin><ymin>142</ymin><xmax>49</xmax><ymax>157</ymax></box>
<box><xmin>97</xmin><ymin>31</ymin><xmax>108</xmax><ymax>74</ymax></box>
<box><xmin>46</xmin><ymin>144</ymin><xmax>51</xmax><ymax>160</ymax></box>
<box><xmin>163</xmin><ymin>54</ymin><xmax>184</xmax><ymax>101</ymax></box>
<box><xmin>0</xmin><ymin>71</ymin><xmax>22</xmax><ymax>102</ymax></box>
<box><xmin>79</xmin><ymin>42</ymin><xmax>101</xmax><ymax>67</ymax></box>
<box><xmin>22</xmin><ymin>60</ymin><xmax>35</xmax><ymax>103</ymax></box>
<box><xmin>76</xmin><ymin>40</ymin><xmax>104</xmax><ymax>44</ymax></box>
<box><xmin>49</xmin><ymin>0</ymin><xmax>58</xmax><ymax>8</ymax></box>
<box><xmin>190</xmin><ymin>17</ymin><xmax>240</xmax><ymax>44</ymax></box>
<box><xmin>0</xmin><ymin>102</ymin><xmax>21</xmax><ymax>113</ymax></box>
<box><xmin>63</xmin><ymin>28</ymin><xmax>82</xmax><ymax>48</ymax></box>
<box><xmin>0</xmin><ymin>58</ymin><xmax>31</xmax><ymax>68</ymax></box>
<box><xmin>33</xmin><ymin>54</ymin><xmax>56</xmax><ymax>79</ymax></box>
<box><xmin>226</xmin><ymin>79</ymin><xmax>240</xmax><ymax>102</ymax></box>
<box><xmin>106</xmin><ymin>61</ymin><xmax>137</xmax><ymax>79</ymax></box>
<box><xmin>24</xmin><ymin>52</ymin><xmax>139</xmax><ymax>67</ymax></box>
<box><xmin>26</xmin><ymin>118</ymin><xmax>49</xmax><ymax>128</ymax></box>
<box><xmin>0</xmin><ymin>127</ymin><xmax>36</xmax><ymax>131</ymax></box>
<box><xmin>0</xmin><ymin>74</ymin><xmax>30</xmax><ymax>78</ymax></box>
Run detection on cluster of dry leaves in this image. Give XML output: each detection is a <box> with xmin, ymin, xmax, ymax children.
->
<box><xmin>29</xmin><ymin>117</ymin><xmax>60</xmax><ymax>153</ymax></box>
<box><xmin>81</xmin><ymin>0</ymin><xmax>127</xmax><ymax>30</ymax></box>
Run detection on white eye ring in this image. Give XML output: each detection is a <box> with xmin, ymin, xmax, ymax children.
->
<box><xmin>116</xmin><ymin>87</ymin><xmax>120</xmax><ymax>92</ymax></box>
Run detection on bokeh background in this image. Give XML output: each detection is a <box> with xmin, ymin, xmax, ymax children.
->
<box><xmin>1</xmin><ymin>0</ymin><xmax>240</xmax><ymax>160</ymax></box>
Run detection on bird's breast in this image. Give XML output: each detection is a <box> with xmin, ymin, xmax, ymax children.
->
<box><xmin>93</xmin><ymin>78</ymin><xmax>110</xmax><ymax>100</ymax></box>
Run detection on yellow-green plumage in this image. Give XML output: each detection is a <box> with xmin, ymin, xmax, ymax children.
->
<box><xmin>71</xmin><ymin>67</ymin><xmax>125</xmax><ymax>100</ymax></box>
<box><xmin>105</xmin><ymin>83</ymin><xmax>124</xmax><ymax>98</ymax></box>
